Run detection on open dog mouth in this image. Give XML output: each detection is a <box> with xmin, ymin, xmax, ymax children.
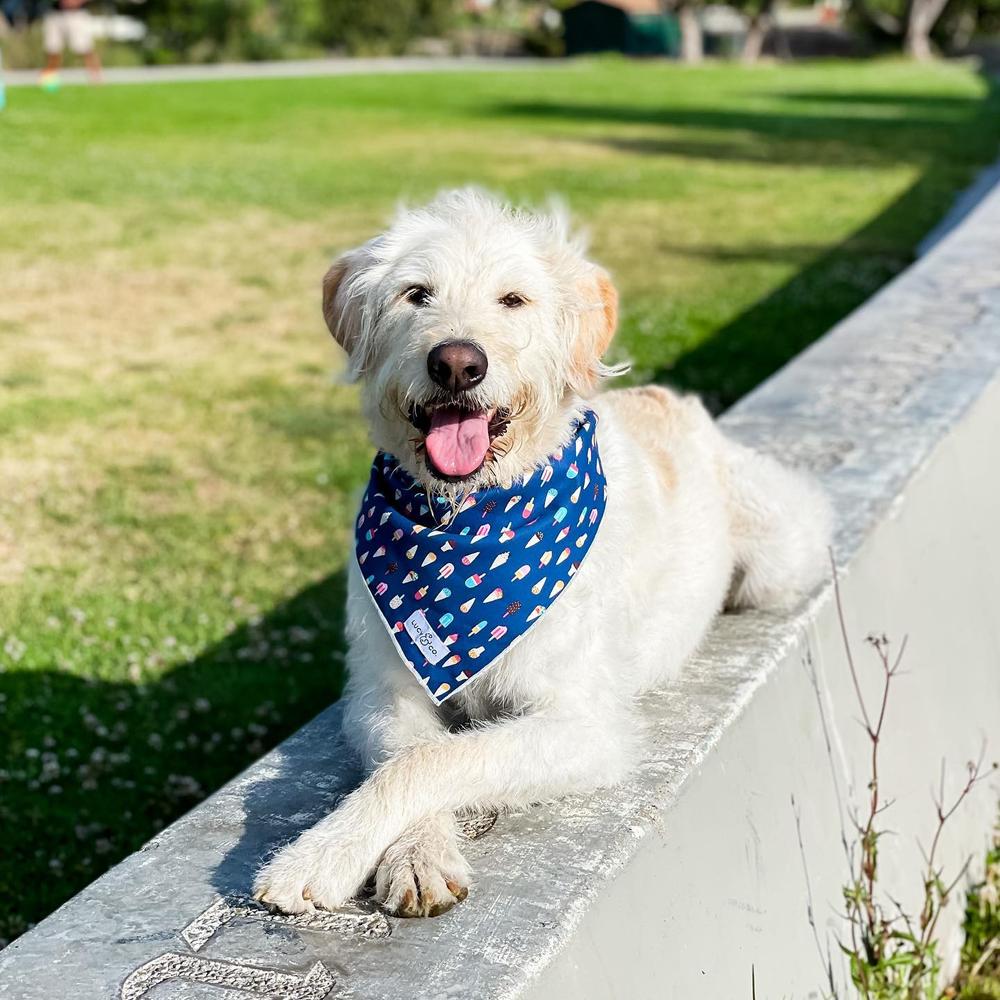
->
<box><xmin>409</xmin><ymin>401</ymin><xmax>511</xmax><ymax>481</ymax></box>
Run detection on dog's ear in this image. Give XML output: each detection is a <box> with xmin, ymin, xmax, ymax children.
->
<box><xmin>322</xmin><ymin>250</ymin><xmax>365</xmax><ymax>357</ymax></box>
<box><xmin>570</xmin><ymin>267</ymin><xmax>619</xmax><ymax>395</ymax></box>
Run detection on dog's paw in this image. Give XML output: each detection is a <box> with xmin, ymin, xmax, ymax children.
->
<box><xmin>253</xmin><ymin>835</ymin><xmax>369</xmax><ymax>915</ymax></box>
<box><xmin>253</xmin><ymin>846</ymin><xmax>316</xmax><ymax>915</ymax></box>
<box><xmin>375</xmin><ymin>830</ymin><xmax>471</xmax><ymax>918</ymax></box>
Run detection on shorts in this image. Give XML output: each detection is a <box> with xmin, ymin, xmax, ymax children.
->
<box><xmin>43</xmin><ymin>10</ymin><xmax>95</xmax><ymax>56</ymax></box>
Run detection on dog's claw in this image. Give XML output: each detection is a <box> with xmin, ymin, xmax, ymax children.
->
<box><xmin>445</xmin><ymin>879</ymin><xmax>468</xmax><ymax>902</ymax></box>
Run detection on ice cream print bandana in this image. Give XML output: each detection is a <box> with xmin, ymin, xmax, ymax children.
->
<box><xmin>355</xmin><ymin>412</ymin><xmax>607</xmax><ymax>704</ymax></box>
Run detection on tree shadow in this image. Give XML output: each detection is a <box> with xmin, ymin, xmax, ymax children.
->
<box><xmin>774</xmin><ymin>90</ymin><xmax>983</xmax><ymax>110</ymax></box>
<box><xmin>0</xmin><ymin>569</ymin><xmax>349</xmax><ymax>947</ymax></box>
<box><xmin>656</xmin><ymin>173</ymin><xmax>929</xmax><ymax>411</ymax></box>
<box><xmin>496</xmin><ymin>98</ymin><xmax>984</xmax><ymax>143</ymax></box>
<box><xmin>596</xmin><ymin>133</ymin><xmax>892</xmax><ymax>167</ymax></box>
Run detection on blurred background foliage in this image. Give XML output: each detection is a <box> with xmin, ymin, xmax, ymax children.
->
<box><xmin>3</xmin><ymin>0</ymin><xmax>1000</xmax><ymax>66</ymax></box>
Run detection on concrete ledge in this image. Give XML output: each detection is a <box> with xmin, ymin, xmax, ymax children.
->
<box><xmin>3</xmin><ymin>182</ymin><xmax>1000</xmax><ymax>998</ymax></box>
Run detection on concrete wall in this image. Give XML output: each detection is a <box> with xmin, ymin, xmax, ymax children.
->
<box><xmin>2</xmin><ymin>181</ymin><xmax>999</xmax><ymax>999</ymax></box>
<box><xmin>537</xmin><ymin>372</ymin><xmax>1000</xmax><ymax>998</ymax></box>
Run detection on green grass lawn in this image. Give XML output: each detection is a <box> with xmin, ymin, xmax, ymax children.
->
<box><xmin>1</xmin><ymin>58</ymin><xmax>999</xmax><ymax>948</ymax></box>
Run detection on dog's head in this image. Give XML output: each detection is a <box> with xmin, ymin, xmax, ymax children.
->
<box><xmin>323</xmin><ymin>189</ymin><xmax>621</xmax><ymax>491</ymax></box>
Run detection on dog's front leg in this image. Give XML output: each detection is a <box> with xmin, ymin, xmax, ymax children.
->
<box><xmin>254</xmin><ymin>705</ymin><xmax>635</xmax><ymax>914</ymax></box>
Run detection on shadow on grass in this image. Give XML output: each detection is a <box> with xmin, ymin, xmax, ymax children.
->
<box><xmin>659</xmin><ymin>174</ymin><xmax>930</xmax><ymax>411</ymax></box>
<box><xmin>497</xmin><ymin>95</ymin><xmax>987</xmax><ymax>146</ymax></box>
<box><xmin>0</xmin><ymin>570</ymin><xmax>348</xmax><ymax>946</ymax></box>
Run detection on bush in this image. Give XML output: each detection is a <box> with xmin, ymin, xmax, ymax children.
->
<box><xmin>315</xmin><ymin>0</ymin><xmax>457</xmax><ymax>55</ymax></box>
<box><xmin>136</xmin><ymin>0</ymin><xmax>457</xmax><ymax>63</ymax></box>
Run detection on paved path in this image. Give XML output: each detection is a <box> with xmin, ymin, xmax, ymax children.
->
<box><xmin>3</xmin><ymin>55</ymin><xmax>555</xmax><ymax>88</ymax></box>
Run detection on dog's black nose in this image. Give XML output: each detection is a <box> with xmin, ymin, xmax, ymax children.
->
<box><xmin>427</xmin><ymin>341</ymin><xmax>488</xmax><ymax>394</ymax></box>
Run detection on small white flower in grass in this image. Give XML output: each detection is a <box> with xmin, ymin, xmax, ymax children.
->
<box><xmin>3</xmin><ymin>636</ymin><xmax>26</xmax><ymax>662</ymax></box>
<box><xmin>193</xmin><ymin>697</ymin><xmax>211</xmax><ymax>713</ymax></box>
<box><xmin>69</xmin><ymin>608</ymin><xmax>86</xmax><ymax>625</ymax></box>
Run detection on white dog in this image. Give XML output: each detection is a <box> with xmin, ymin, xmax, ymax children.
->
<box><xmin>253</xmin><ymin>189</ymin><xmax>831</xmax><ymax>918</ymax></box>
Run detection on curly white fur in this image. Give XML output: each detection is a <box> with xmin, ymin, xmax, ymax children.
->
<box><xmin>254</xmin><ymin>189</ymin><xmax>832</xmax><ymax>918</ymax></box>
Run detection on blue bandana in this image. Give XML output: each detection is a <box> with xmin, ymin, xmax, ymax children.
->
<box><xmin>355</xmin><ymin>411</ymin><xmax>607</xmax><ymax>704</ymax></box>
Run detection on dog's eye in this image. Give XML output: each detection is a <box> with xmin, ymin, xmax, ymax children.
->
<box><xmin>404</xmin><ymin>285</ymin><xmax>433</xmax><ymax>307</ymax></box>
<box><xmin>499</xmin><ymin>292</ymin><xmax>527</xmax><ymax>309</ymax></box>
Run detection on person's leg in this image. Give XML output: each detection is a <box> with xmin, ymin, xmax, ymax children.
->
<box><xmin>83</xmin><ymin>49</ymin><xmax>102</xmax><ymax>83</ymax></box>
<box><xmin>68</xmin><ymin>11</ymin><xmax>102</xmax><ymax>82</ymax></box>
<box><xmin>41</xmin><ymin>14</ymin><xmax>64</xmax><ymax>76</ymax></box>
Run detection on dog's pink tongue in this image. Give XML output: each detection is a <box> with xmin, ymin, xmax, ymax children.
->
<box><xmin>425</xmin><ymin>406</ymin><xmax>490</xmax><ymax>477</ymax></box>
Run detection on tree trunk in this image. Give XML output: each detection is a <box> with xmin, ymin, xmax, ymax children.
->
<box><xmin>903</xmin><ymin>0</ymin><xmax>949</xmax><ymax>58</ymax></box>
<box><xmin>677</xmin><ymin>1</ymin><xmax>704</xmax><ymax>63</ymax></box>
<box><xmin>742</xmin><ymin>0</ymin><xmax>774</xmax><ymax>63</ymax></box>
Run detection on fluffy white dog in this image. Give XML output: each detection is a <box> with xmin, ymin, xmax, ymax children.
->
<box><xmin>253</xmin><ymin>189</ymin><xmax>831</xmax><ymax>918</ymax></box>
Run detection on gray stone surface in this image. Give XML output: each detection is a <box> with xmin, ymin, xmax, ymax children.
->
<box><xmin>2</xmin><ymin>182</ymin><xmax>1000</xmax><ymax>998</ymax></box>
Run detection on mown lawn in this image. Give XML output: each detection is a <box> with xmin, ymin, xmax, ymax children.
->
<box><xmin>1</xmin><ymin>58</ymin><xmax>999</xmax><ymax>947</ymax></box>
